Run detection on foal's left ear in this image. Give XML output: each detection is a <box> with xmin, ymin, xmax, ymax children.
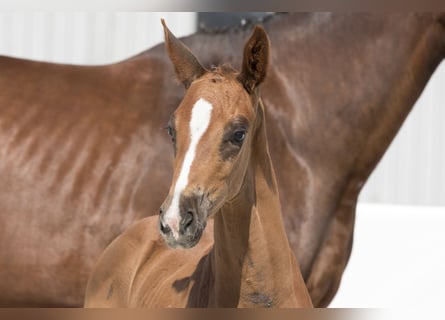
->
<box><xmin>238</xmin><ymin>26</ymin><xmax>270</xmax><ymax>93</ymax></box>
<box><xmin>161</xmin><ymin>19</ymin><xmax>206</xmax><ymax>89</ymax></box>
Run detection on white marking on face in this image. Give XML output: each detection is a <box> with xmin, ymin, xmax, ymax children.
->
<box><xmin>164</xmin><ymin>98</ymin><xmax>213</xmax><ymax>239</ymax></box>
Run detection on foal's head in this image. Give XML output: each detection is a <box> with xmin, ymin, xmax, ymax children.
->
<box><xmin>159</xmin><ymin>20</ymin><xmax>270</xmax><ymax>248</ymax></box>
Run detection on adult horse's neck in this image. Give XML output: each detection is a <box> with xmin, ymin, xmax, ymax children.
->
<box><xmin>260</xmin><ymin>13</ymin><xmax>445</xmax><ymax>305</ymax></box>
<box><xmin>210</xmin><ymin>101</ymin><xmax>311</xmax><ymax>308</ymax></box>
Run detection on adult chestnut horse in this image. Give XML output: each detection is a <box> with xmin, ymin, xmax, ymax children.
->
<box><xmin>0</xmin><ymin>13</ymin><xmax>444</xmax><ymax>307</ymax></box>
<box><xmin>85</xmin><ymin>23</ymin><xmax>312</xmax><ymax>307</ymax></box>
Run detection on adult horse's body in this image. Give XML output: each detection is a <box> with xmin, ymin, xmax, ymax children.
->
<box><xmin>0</xmin><ymin>13</ymin><xmax>444</xmax><ymax>307</ymax></box>
<box><xmin>85</xmin><ymin>23</ymin><xmax>312</xmax><ymax>307</ymax></box>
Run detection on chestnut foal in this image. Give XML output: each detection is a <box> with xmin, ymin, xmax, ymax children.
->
<box><xmin>84</xmin><ymin>21</ymin><xmax>312</xmax><ymax>308</ymax></box>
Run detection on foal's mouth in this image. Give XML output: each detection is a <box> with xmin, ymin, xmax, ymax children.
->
<box><xmin>159</xmin><ymin>218</ymin><xmax>206</xmax><ymax>249</ymax></box>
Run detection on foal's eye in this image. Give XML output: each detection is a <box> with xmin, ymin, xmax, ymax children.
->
<box><xmin>232</xmin><ymin>129</ymin><xmax>247</xmax><ymax>145</ymax></box>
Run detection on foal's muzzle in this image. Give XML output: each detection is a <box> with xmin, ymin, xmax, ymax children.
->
<box><xmin>158</xmin><ymin>194</ymin><xmax>208</xmax><ymax>249</ymax></box>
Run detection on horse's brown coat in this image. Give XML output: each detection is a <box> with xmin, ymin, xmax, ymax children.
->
<box><xmin>0</xmin><ymin>13</ymin><xmax>444</xmax><ymax>306</ymax></box>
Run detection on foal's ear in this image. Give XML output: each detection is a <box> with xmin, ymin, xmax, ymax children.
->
<box><xmin>238</xmin><ymin>26</ymin><xmax>270</xmax><ymax>93</ymax></box>
<box><xmin>161</xmin><ymin>19</ymin><xmax>206</xmax><ymax>89</ymax></box>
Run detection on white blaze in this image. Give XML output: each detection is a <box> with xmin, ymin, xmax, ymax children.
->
<box><xmin>164</xmin><ymin>98</ymin><xmax>213</xmax><ymax>239</ymax></box>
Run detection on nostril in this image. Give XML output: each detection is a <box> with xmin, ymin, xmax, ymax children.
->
<box><xmin>159</xmin><ymin>207</ymin><xmax>163</xmax><ymax>215</ymax></box>
<box><xmin>159</xmin><ymin>220</ymin><xmax>171</xmax><ymax>235</ymax></box>
<box><xmin>182</xmin><ymin>211</ymin><xmax>194</xmax><ymax>231</ymax></box>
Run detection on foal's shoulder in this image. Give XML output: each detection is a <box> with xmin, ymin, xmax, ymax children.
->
<box><xmin>84</xmin><ymin>216</ymin><xmax>162</xmax><ymax>307</ymax></box>
<box><xmin>96</xmin><ymin>216</ymin><xmax>163</xmax><ymax>271</ymax></box>
<box><xmin>103</xmin><ymin>216</ymin><xmax>162</xmax><ymax>255</ymax></box>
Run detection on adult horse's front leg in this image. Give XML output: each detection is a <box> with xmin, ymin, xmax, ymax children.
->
<box><xmin>305</xmin><ymin>188</ymin><xmax>357</xmax><ymax>307</ymax></box>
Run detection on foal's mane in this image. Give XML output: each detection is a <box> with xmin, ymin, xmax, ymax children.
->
<box><xmin>171</xmin><ymin>64</ymin><xmax>238</xmax><ymax>87</ymax></box>
<box><xmin>208</xmin><ymin>64</ymin><xmax>238</xmax><ymax>76</ymax></box>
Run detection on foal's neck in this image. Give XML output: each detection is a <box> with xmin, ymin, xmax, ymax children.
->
<box><xmin>210</xmin><ymin>104</ymin><xmax>304</xmax><ymax>307</ymax></box>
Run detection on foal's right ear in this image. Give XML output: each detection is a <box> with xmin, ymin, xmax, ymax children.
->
<box><xmin>161</xmin><ymin>19</ymin><xmax>206</xmax><ymax>89</ymax></box>
<box><xmin>238</xmin><ymin>26</ymin><xmax>270</xmax><ymax>93</ymax></box>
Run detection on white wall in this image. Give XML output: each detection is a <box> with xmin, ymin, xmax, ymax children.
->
<box><xmin>0</xmin><ymin>12</ymin><xmax>197</xmax><ymax>64</ymax></box>
<box><xmin>330</xmin><ymin>203</ymin><xmax>445</xmax><ymax>308</ymax></box>
<box><xmin>359</xmin><ymin>62</ymin><xmax>445</xmax><ymax>206</ymax></box>
<box><xmin>0</xmin><ymin>12</ymin><xmax>443</xmax><ymax>206</ymax></box>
